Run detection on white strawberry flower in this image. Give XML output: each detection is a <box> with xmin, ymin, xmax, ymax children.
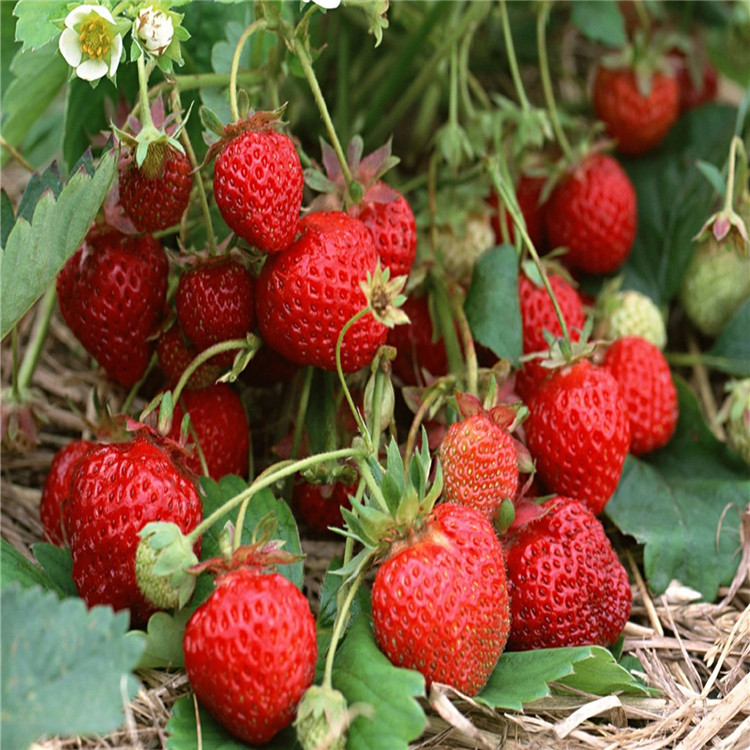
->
<box><xmin>58</xmin><ymin>4</ymin><xmax>123</xmax><ymax>81</ymax></box>
<box><xmin>303</xmin><ymin>0</ymin><xmax>342</xmax><ymax>9</ymax></box>
<box><xmin>135</xmin><ymin>6</ymin><xmax>175</xmax><ymax>56</ymax></box>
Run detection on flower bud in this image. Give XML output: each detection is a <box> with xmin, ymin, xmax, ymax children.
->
<box><xmin>136</xmin><ymin>6</ymin><xmax>174</xmax><ymax>55</ymax></box>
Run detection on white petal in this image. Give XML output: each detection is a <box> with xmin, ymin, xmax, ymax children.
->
<box><xmin>76</xmin><ymin>58</ymin><xmax>108</xmax><ymax>81</ymax></box>
<box><xmin>89</xmin><ymin>4</ymin><xmax>116</xmax><ymax>24</ymax></box>
<box><xmin>108</xmin><ymin>35</ymin><xmax>123</xmax><ymax>76</ymax></box>
<box><xmin>59</xmin><ymin>28</ymin><xmax>83</xmax><ymax>67</ymax></box>
<box><xmin>65</xmin><ymin>5</ymin><xmax>93</xmax><ymax>28</ymax></box>
<box><xmin>314</xmin><ymin>0</ymin><xmax>342</xmax><ymax>8</ymax></box>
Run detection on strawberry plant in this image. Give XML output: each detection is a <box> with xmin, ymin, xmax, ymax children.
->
<box><xmin>2</xmin><ymin>1</ymin><xmax>750</xmax><ymax>749</ymax></box>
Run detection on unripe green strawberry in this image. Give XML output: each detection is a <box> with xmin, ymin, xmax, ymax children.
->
<box><xmin>679</xmin><ymin>236</ymin><xmax>750</xmax><ymax>336</ymax></box>
<box><xmin>719</xmin><ymin>378</ymin><xmax>750</xmax><ymax>465</ymax></box>
<box><xmin>295</xmin><ymin>686</ymin><xmax>349</xmax><ymax>750</ymax></box>
<box><xmin>436</xmin><ymin>213</ymin><xmax>495</xmax><ymax>282</ymax></box>
<box><xmin>595</xmin><ymin>288</ymin><xmax>667</xmax><ymax>349</ymax></box>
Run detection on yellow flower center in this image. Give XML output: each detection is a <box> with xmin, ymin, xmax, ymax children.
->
<box><xmin>78</xmin><ymin>16</ymin><xmax>110</xmax><ymax>60</ymax></box>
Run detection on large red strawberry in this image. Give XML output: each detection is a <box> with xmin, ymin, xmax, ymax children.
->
<box><xmin>292</xmin><ymin>478</ymin><xmax>355</xmax><ymax>534</ymax></box>
<box><xmin>524</xmin><ymin>359</ymin><xmax>630</xmax><ymax>515</ymax></box>
<box><xmin>56</xmin><ymin>226</ymin><xmax>169</xmax><ymax>388</ymax></box>
<box><xmin>503</xmin><ymin>496</ymin><xmax>632</xmax><ymax>650</ymax></box>
<box><xmin>119</xmin><ymin>144</ymin><xmax>192</xmax><ymax>232</ymax></box>
<box><xmin>255</xmin><ymin>211</ymin><xmax>387</xmax><ymax>373</ymax></box>
<box><xmin>602</xmin><ymin>336</ymin><xmax>678</xmax><ymax>456</ymax></box>
<box><xmin>489</xmin><ymin>173</ymin><xmax>547</xmax><ymax>251</ymax></box>
<box><xmin>65</xmin><ymin>432</ymin><xmax>202</xmax><ymax>626</ymax></box>
<box><xmin>543</xmin><ymin>153</ymin><xmax>637</xmax><ymax>275</ymax></box>
<box><xmin>176</xmin><ymin>256</ymin><xmax>256</xmax><ymax>368</ymax></box>
<box><xmin>372</xmin><ymin>502</ymin><xmax>510</xmax><ymax>696</ymax></box>
<box><xmin>39</xmin><ymin>439</ymin><xmax>95</xmax><ymax>546</ymax></box>
<box><xmin>183</xmin><ymin>552</ymin><xmax>317</xmax><ymax>745</ymax></box>
<box><xmin>167</xmin><ymin>383</ymin><xmax>250</xmax><ymax>480</ymax></box>
<box><xmin>156</xmin><ymin>323</ymin><xmax>222</xmax><ymax>391</ymax></box>
<box><xmin>213</xmin><ymin>119</ymin><xmax>303</xmax><ymax>253</ymax></box>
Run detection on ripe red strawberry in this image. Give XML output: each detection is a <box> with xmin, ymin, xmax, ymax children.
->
<box><xmin>592</xmin><ymin>65</ymin><xmax>680</xmax><ymax>156</ymax></box>
<box><xmin>56</xmin><ymin>226</ymin><xmax>169</xmax><ymax>387</ymax></box>
<box><xmin>669</xmin><ymin>48</ymin><xmax>718</xmax><ymax>112</ymax></box>
<box><xmin>39</xmin><ymin>439</ymin><xmax>95</xmax><ymax>546</ymax></box>
<box><xmin>65</xmin><ymin>432</ymin><xmax>202</xmax><ymax>626</ymax></box>
<box><xmin>156</xmin><ymin>323</ymin><xmax>222</xmax><ymax>391</ymax></box>
<box><xmin>255</xmin><ymin>211</ymin><xmax>387</xmax><ymax>373</ymax></box>
<box><xmin>213</xmin><ymin>124</ymin><xmax>303</xmax><ymax>253</ymax></box>
<box><xmin>292</xmin><ymin>479</ymin><xmax>355</xmax><ymax>534</ymax></box>
<box><xmin>524</xmin><ymin>359</ymin><xmax>630</xmax><ymax>515</ymax></box>
<box><xmin>439</xmin><ymin>409</ymin><xmax>519</xmax><ymax>522</ymax></box>
<box><xmin>354</xmin><ymin>184</ymin><xmax>417</xmax><ymax>278</ymax></box>
<box><xmin>602</xmin><ymin>336</ymin><xmax>678</xmax><ymax>456</ymax></box>
<box><xmin>167</xmin><ymin>383</ymin><xmax>250</xmax><ymax>480</ymax></box>
<box><xmin>176</xmin><ymin>256</ymin><xmax>256</xmax><ymax>368</ymax></box>
<box><xmin>119</xmin><ymin>145</ymin><xmax>192</xmax><ymax>232</ymax></box>
<box><xmin>372</xmin><ymin>502</ymin><xmax>510</xmax><ymax>696</ymax></box>
<box><xmin>489</xmin><ymin>173</ymin><xmax>547</xmax><ymax>251</ymax></box>
<box><xmin>543</xmin><ymin>153</ymin><xmax>637</xmax><ymax>275</ymax></box>
<box><xmin>183</xmin><ymin>564</ymin><xmax>317</xmax><ymax>745</ymax></box>
<box><xmin>387</xmin><ymin>293</ymin><xmax>449</xmax><ymax>387</ymax></box>
<box><xmin>503</xmin><ymin>496</ymin><xmax>632</xmax><ymax>650</ymax></box>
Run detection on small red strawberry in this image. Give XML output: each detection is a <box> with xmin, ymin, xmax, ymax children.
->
<box><xmin>602</xmin><ymin>336</ymin><xmax>678</xmax><ymax>456</ymax></box>
<box><xmin>213</xmin><ymin>116</ymin><xmax>304</xmax><ymax>253</ymax></box>
<box><xmin>167</xmin><ymin>383</ymin><xmax>250</xmax><ymax>480</ymax></box>
<box><xmin>119</xmin><ymin>144</ymin><xmax>192</xmax><ymax>232</ymax></box>
<box><xmin>39</xmin><ymin>439</ymin><xmax>96</xmax><ymax>546</ymax></box>
<box><xmin>65</xmin><ymin>431</ymin><xmax>202</xmax><ymax>626</ymax></box>
<box><xmin>503</xmin><ymin>496</ymin><xmax>632</xmax><ymax>650</ymax></box>
<box><xmin>489</xmin><ymin>173</ymin><xmax>547</xmax><ymax>251</ymax></box>
<box><xmin>183</xmin><ymin>545</ymin><xmax>317</xmax><ymax>745</ymax></box>
<box><xmin>524</xmin><ymin>359</ymin><xmax>630</xmax><ymax>515</ymax></box>
<box><xmin>156</xmin><ymin>323</ymin><xmax>223</xmax><ymax>391</ymax></box>
<box><xmin>176</xmin><ymin>255</ymin><xmax>256</xmax><ymax>368</ymax></box>
<box><xmin>255</xmin><ymin>211</ymin><xmax>387</xmax><ymax>373</ymax></box>
<box><xmin>56</xmin><ymin>225</ymin><xmax>169</xmax><ymax>387</ymax></box>
<box><xmin>292</xmin><ymin>478</ymin><xmax>355</xmax><ymax>534</ymax></box>
<box><xmin>593</xmin><ymin>64</ymin><xmax>680</xmax><ymax>156</ymax></box>
<box><xmin>543</xmin><ymin>152</ymin><xmax>637</xmax><ymax>275</ymax></box>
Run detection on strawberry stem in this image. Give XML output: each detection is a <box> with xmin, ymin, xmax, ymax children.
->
<box><xmin>136</xmin><ymin>54</ymin><xmax>159</xmax><ymax>138</ymax></box>
<box><xmin>0</xmin><ymin>136</ymin><xmax>36</xmax><ymax>173</ymax></box>
<box><xmin>499</xmin><ymin>0</ymin><xmax>531</xmax><ymax>112</ymax></box>
<box><xmin>14</xmin><ymin>283</ymin><xmax>56</xmax><ymax>396</ymax></box>
<box><xmin>228</xmin><ymin>19</ymin><xmax>268</xmax><ymax>122</ymax></box>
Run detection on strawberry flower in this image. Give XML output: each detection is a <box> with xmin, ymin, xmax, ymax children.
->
<box><xmin>303</xmin><ymin>0</ymin><xmax>342</xmax><ymax>9</ymax></box>
<box><xmin>58</xmin><ymin>4</ymin><xmax>123</xmax><ymax>82</ymax></box>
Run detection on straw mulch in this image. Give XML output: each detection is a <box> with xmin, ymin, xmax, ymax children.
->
<box><xmin>2</xmin><ymin>276</ymin><xmax>750</xmax><ymax>750</ymax></box>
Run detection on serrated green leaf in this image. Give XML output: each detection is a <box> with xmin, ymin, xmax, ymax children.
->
<box><xmin>707</xmin><ymin>298</ymin><xmax>750</xmax><ymax>376</ymax></box>
<box><xmin>15</xmin><ymin>160</ymin><xmax>64</xmax><ymax>223</ymax></box>
<box><xmin>1</xmin><ymin>584</ymin><xmax>145</xmax><ymax>750</ymax></box>
<box><xmin>570</xmin><ymin>1</ymin><xmax>627</xmax><ymax>47</ymax></box>
<box><xmin>134</xmin><ymin>608</ymin><xmax>192</xmax><ymax>669</ymax></box>
<box><xmin>33</xmin><ymin>542</ymin><xmax>77</xmax><ymax>597</ymax></box>
<box><xmin>0</xmin><ymin>539</ymin><xmax>65</xmax><ymax>595</ymax></box>
<box><xmin>13</xmin><ymin>0</ymin><xmax>68</xmax><ymax>51</ymax></box>
<box><xmin>332</xmin><ymin>607</ymin><xmax>426</xmax><ymax>750</ymax></box>
<box><xmin>606</xmin><ymin>379</ymin><xmax>749</xmax><ymax>600</ymax></box>
<box><xmin>464</xmin><ymin>244</ymin><xmax>522</xmax><ymax>362</ymax></box>
<box><xmin>0</xmin><ymin>148</ymin><xmax>117</xmax><ymax>338</ymax></box>
<box><xmin>555</xmin><ymin>646</ymin><xmax>653</xmax><ymax>696</ymax></box>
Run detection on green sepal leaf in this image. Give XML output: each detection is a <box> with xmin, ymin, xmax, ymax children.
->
<box><xmin>1</xmin><ymin>584</ymin><xmax>146</xmax><ymax>750</ymax></box>
<box><xmin>569</xmin><ymin>1</ymin><xmax>627</xmax><ymax>48</ymax></box>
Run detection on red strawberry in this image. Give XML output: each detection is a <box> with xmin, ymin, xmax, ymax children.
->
<box><xmin>255</xmin><ymin>211</ymin><xmax>387</xmax><ymax>373</ymax></box>
<box><xmin>213</xmin><ymin>124</ymin><xmax>303</xmax><ymax>253</ymax></box>
<box><xmin>593</xmin><ymin>65</ymin><xmax>680</xmax><ymax>156</ymax></box>
<box><xmin>543</xmin><ymin>153</ymin><xmax>637</xmax><ymax>275</ymax></box>
<box><xmin>524</xmin><ymin>359</ymin><xmax>630</xmax><ymax>515</ymax></box>
<box><xmin>119</xmin><ymin>145</ymin><xmax>192</xmax><ymax>232</ymax></box>
<box><xmin>183</xmin><ymin>563</ymin><xmax>317</xmax><ymax>745</ymax></box>
<box><xmin>39</xmin><ymin>439</ymin><xmax>95</xmax><ymax>546</ymax></box>
<box><xmin>372</xmin><ymin>502</ymin><xmax>510</xmax><ymax>696</ymax></box>
<box><xmin>176</xmin><ymin>256</ymin><xmax>256</xmax><ymax>368</ymax></box>
<box><xmin>503</xmin><ymin>496</ymin><xmax>632</xmax><ymax>650</ymax></box>
<box><xmin>292</xmin><ymin>479</ymin><xmax>355</xmax><ymax>534</ymax></box>
<box><xmin>669</xmin><ymin>48</ymin><xmax>718</xmax><ymax>112</ymax></box>
<box><xmin>489</xmin><ymin>173</ymin><xmax>547</xmax><ymax>251</ymax></box>
<box><xmin>65</xmin><ymin>432</ymin><xmax>202</xmax><ymax>626</ymax></box>
<box><xmin>167</xmin><ymin>383</ymin><xmax>250</xmax><ymax>480</ymax></box>
<box><xmin>387</xmin><ymin>293</ymin><xmax>449</xmax><ymax>387</ymax></box>
<box><xmin>56</xmin><ymin>226</ymin><xmax>169</xmax><ymax>387</ymax></box>
<box><xmin>602</xmin><ymin>336</ymin><xmax>678</xmax><ymax>456</ymax></box>
<box><xmin>354</xmin><ymin>184</ymin><xmax>417</xmax><ymax>278</ymax></box>
<box><xmin>156</xmin><ymin>323</ymin><xmax>222</xmax><ymax>391</ymax></box>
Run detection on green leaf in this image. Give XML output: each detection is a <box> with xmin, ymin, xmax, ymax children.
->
<box><xmin>33</xmin><ymin>542</ymin><xmax>77</xmax><ymax>597</ymax></box>
<box><xmin>0</xmin><ymin>539</ymin><xmax>64</xmax><ymax>594</ymax></box>
<box><xmin>707</xmin><ymin>298</ymin><xmax>750</xmax><ymax>376</ymax></box>
<box><xmin>1</xmin><ymin>190</ymin><xmax>16</xmax><ymax>248</ymax></box>
<box><xmin>134</xmin><ymin>609</ymin><xmax>192</xmax><ymax>670</ymax></box>
<box><xmin>15</xmin><ymin>159</ymin><xmax>64</xmax><ymax>223</ymax></box>
<box><xmin>606</xmin><ymin>379</ymin><xmax>749</xmax><ymax>600</ymax></box>
<box><xmin>332</xmin><ymin>607</ymin><xmax>426</xmax><ymax>750</ymax></box>
<box><xmin>1</xmin><ymin>584</ymin><xmax>145</xmax><ymax>750</ymax></box>
<box><xmin>464</xmin><ymin>244</ymin><xmax>522</xmax><ymax>361</ymax></box>
<box><xmin>13</xmin><ymin>0</ymin><xmax>68</xmax><ymax>51</ymax></box>
<box><xmin>570</xmin><ymin>1</ymin><xmax>627</xmax><ymax>48</ymax></box>
<box><xmin>554</xmin><ymin>646</ymin><xmax>653</xmax><ymax>697</ymax></box>
<box><xmin>0</xmin><ymin>147</ymin><xmax>117</xmax><ymax>339</ymax></box>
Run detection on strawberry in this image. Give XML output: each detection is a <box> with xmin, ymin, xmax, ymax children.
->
<box><xmin>255</xmin><ymin>211</ymin><xmax>387</xmax><ymax>373</ymax></box>
<box><xmin>594</xmin><ymin>287</ymin><xmax>667</xmax><ymax>350</ymax></box>
<box><xmin>602</xmin><ymin>336</ymin><xmax>678</xmax><ymax>456</ymax></box>
<box><xmin>39</xmin><ymin>439</ymin><xmax>95</xmax><ymax>546</ymax></box>
<box><xmin>156</xmin><ymin>322</ymin><xmax>223</xmax><ymax>391</ymax></box>
<box><xmin>436</xmin><ymin>212</ymin><xmax>495</xmax><ymax>282</ymax></box>
<box><xmin>213</xmin><ymin>122</ymin><xmax>303</xmax><ymax>253</ymax></box>
<box><xmin>524</xmin><ymin>359</ymin><xmax>630</xmax><ymax>515</ymax></box>
<box><xmin>56</xmin><ymin>225</ymin><xmax>169</xmax><ymax>388</ymax></box>
<box><xmin>438</xmin><ymin>400</ymin><xmax>520</xmax><ymax>522</ymax></box>
<box><xmin>292</xmin><ymin>479</ymin><xmax>355</xmax><ymax>534</ymax></box>
<box><xmin>668</xmin><ymin>47</ymin><xmax>718</xmax><ymax>112</ymax></box>
<box><xmin>503</xmin><ymin>496</ymin><xmax>632</xmax><ymax>650</ymax></box>
<box><xmin>65</xmin><ymin>432</ymin><xmax>202</xmax><ymax>626</ymax></box>
<box><xmin>119</xmin><ymin>144</ymin><xmax>192</xmax><ymax>232</ymax></box>
<box><xmin>489</xmin><ymin>173</ymin><xmax>547</xmax><ymax>251</ymax></box>
<box><xmin>183</xmin><ymin>555</ymin><xmax>317</xmax><ymax>745</ymax></box>
<box><xmin>718</xmin><ymin>378</ymin><xmax>750</xmax><ymax>466</ymax></box>
<box><xmin>167</xmin><ymin>383</ymin><xmax>250</xmax><ymax>480</ymax></box>
<box><xmin>176</xmin><ymin>255</ymin><xmax>256</xmax><ymax>368</ymax></box>
<box><xmin>592</xmin><ymin>64</ymin><xmax>680</xmax><ymax>156</ymax></box>
<box><xmin>371</xmin><ymin>501</ymin><xmax>510</xmax><ymax>696</ymax></box>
